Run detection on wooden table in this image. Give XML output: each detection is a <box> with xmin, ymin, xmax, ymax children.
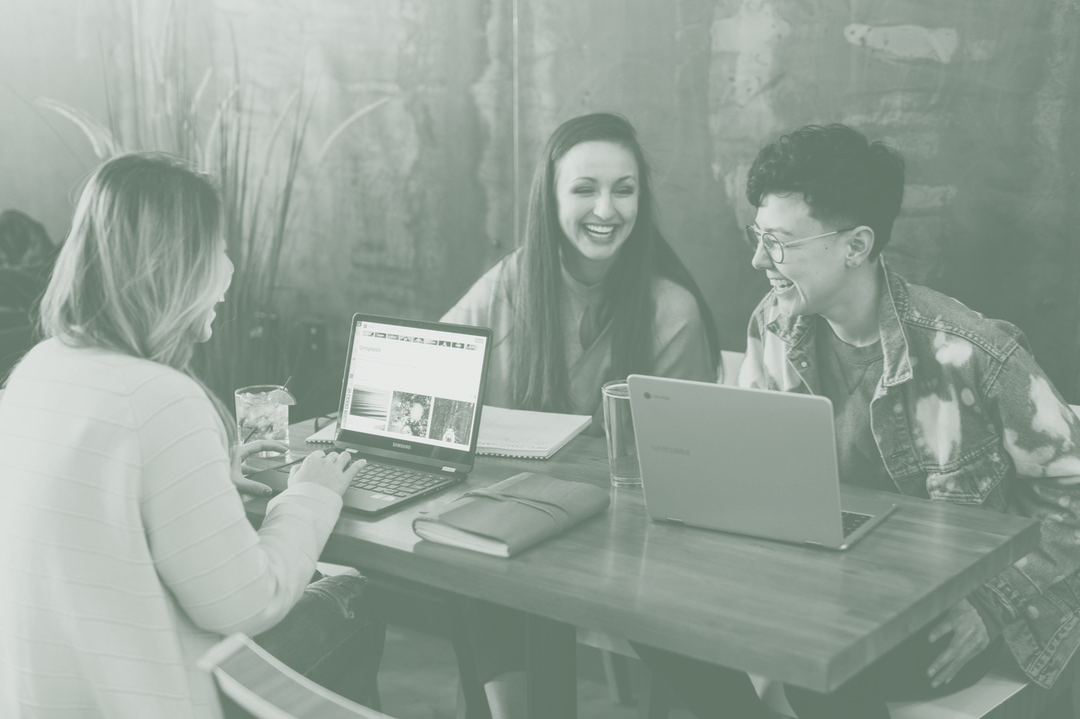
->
<box><xmin>248</xmin><ymin>418</ymin><xmax>1040</xmax><ymax>718</ymax></box>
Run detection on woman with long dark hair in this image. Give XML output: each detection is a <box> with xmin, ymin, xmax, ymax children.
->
<box><xmin>443</xmin><ymin>113</ymin><xmax>719</xmax><ymax>716</ymax></box>
<box><xmin>443</xmin><ymin>112</ymin><xmax>718</xmax><ymax>428</ymax></box>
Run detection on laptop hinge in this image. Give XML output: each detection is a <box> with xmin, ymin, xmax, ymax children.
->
<box><xmin>441</xmin><ymin>467</ymin><xmax>457</xmax><ymax>473</ymax></box>
<box><xmin>665</xmin><ymin>517</ymin><xmax>685</xmax><ymax>525</ymax></box>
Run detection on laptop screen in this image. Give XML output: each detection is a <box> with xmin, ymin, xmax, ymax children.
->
<box><xmin>335</xmin><ymin>314</ymin><xmax>492</xmax><ymax>470</ymax></box>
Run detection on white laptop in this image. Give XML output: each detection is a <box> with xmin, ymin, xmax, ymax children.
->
<box><xmin>627</xmin><ymin>375</ymin><xmax>897</xmax><ymax>550</ymax></box>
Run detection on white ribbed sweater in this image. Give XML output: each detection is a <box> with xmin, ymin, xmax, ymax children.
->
<box><xmin>0</xmin><ymin>340</ymin><xmax>343</xmax><ymax>718</ymax></box>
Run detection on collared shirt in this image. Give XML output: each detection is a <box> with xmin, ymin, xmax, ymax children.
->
<box><xmin>739</xmin><ymin>259</ymin><xmax>1080</xmax><ymax>688</ymax></box>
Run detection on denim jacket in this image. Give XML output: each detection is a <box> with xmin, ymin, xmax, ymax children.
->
<box><xmin>739</xmin><ymin>260</ymin><xmax>1080</xmax><ymax>688</ymax></box>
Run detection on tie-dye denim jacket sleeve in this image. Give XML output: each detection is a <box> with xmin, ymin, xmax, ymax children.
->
<box><xmin>738</xmin><ymin>260</ymin><xmax>1080</xmax><ymax>688</ymax></box>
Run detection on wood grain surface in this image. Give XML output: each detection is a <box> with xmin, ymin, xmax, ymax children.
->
<box><xmin>246</xmin><ymin>419</ymin><xmax>1039</xmax><ymax>693</ymax></box>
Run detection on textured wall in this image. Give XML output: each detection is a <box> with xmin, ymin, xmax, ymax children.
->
<box><xmin>0</xmin><ymin>0</ymin><xmax>127</xmax><ymax>245</ymax></box>
<box><xmin>3</xmin><ymin>0</ymin><xmax>1079</xmax><ymax>402</ymax></box>
<box><xmin>203</xmin><ymin>0</ymin><xmax>494</xmax><ymax>405</ymax></box>
<box><xmin>700</xmin><ymin>0</ymin><xmax>1080</xmax><ymax>400</ymax></box>
<box><xmin>491</xmin><ymin>0</ymin><xmax>1080</xmax><ymax>400</ymax></box>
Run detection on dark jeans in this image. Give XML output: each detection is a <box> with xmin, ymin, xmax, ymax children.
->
<box><xmin>464</xmin><ymin>598</ymin><xmax>528</xmax><ymax>683</ymax></box>
<box><xmin>633</xmin><ymin>622</ymin><xmax>1004</xmax><ymax>719</ymax></box>
<box><xmin>221</xmin><ymin>573</ymin><xmax>386</xmax><ymax>718</ymax></box>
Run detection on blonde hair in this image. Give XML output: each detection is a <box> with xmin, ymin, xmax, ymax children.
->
<box><xmin>40</xmin><ymin>152</ymin><xmax>235</xmax><ymax>441</ymax></box>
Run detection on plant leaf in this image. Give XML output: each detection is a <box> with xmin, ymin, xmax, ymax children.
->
<box><xmin>315</xmin><ymin>96</ymin><xmax>391</xmax><ymax>167</ymax></box>
<box><xmin>35</xmin><ymin>98</ymin><xmax>119</xmax><ymax>158</ymax></box>
<box><xmin>190</xmin><ymin>67</ymin><xmax>213</xmax><ymax>119</ymax></box>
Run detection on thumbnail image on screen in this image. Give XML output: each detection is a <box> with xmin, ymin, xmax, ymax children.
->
<box><xmin>428</xmin><ymin>397</ymin><xmax>475</xmax><ymax>447</ymax></box>
<box><xmin>388</xmin><ymin>392</ymin><xmax>432</xmax><ymax>438</ymax></box>
<box><xmin>347</xmin><ymin>387</ymin><xmax>392</xmax><ymax>432</ymax></box>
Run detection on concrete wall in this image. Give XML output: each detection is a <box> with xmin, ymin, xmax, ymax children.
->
<box><xmin>1</xmin><ymin>0</ymin><xmax>123</xmax><ymax>244</ymax></box>
<box><xmin>3</xmin><ymin>0</ymin><xmax>1078</xmax><ymax>403</ymax></box>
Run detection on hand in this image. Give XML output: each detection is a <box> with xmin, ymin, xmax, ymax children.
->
<box><xmin>231</xmin><ymin>440</ymin><xmax>289</xmax><ymax>496</ymax></box>
<box><xmin>927</xmin><ymin>598</ymin><xmax>990</xmax><ymax>688</ymax></box>
<box><xmin>288</xmin><ymin>449</ymin><xmax>367</xmax><ymax>496</ymax></box>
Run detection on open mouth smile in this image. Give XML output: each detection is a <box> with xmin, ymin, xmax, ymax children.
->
<box><xmin>584</xmin><ymin>223</ymin><xmax>617</xmax><ymax>239</ymax></box>
<box><xmin>769</xmin><ymin>276</ymin><xmax>795</xmax><ymax>293</ymax></box>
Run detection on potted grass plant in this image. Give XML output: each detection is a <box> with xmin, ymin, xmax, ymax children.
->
<box><xmin>36</xmin><ymin>5</ymin><xmax>387</xmax><ymax>403</ymax></box>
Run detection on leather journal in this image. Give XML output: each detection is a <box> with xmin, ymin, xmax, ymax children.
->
<box><xmin>412</xmin><ymin>471</ymin><xmax>610</xmax><ymax>557</ymax></box>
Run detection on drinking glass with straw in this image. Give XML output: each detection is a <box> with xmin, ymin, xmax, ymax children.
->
<box><xmin>235</xmin><ymin>379</ymin><xmax>296</xmax><ymax>457</ymax></box>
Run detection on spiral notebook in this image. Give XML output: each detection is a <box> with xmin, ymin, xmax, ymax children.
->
<box><xmin>474</xmin><ymin>406</ymin><xmax>591</xmax><ymax>459</ymax></box>
<box><xmin>305</xmin><ymin>420</ymin><xmax>340</xmax><ymax>444</ymax></box>
<box><xmin>307</xmin><ymin>406</ymin><xmax>590</xmax><ymax>459</ymax></box>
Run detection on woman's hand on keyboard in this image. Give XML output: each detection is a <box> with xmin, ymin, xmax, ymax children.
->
<box><xmin>289</xmin><ymin>450</ymin><xmax>367</xmax><ymax>496</ymax></box>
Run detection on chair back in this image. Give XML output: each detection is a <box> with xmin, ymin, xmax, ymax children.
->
<box><xmin>199</xmin><ymin>633</ymin><xmax>394</xmax><ymax>719</ymax></box>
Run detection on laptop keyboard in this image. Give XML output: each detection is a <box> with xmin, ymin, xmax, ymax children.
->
<box><xmin>349</xmin><ymin>461</ymin><xmax>447</xmax><ymax>498</ymax></box>
<box><xmin>841</xmin><ymin>510</ymin><xmax>873</xmax><ymax>537</ymax></box>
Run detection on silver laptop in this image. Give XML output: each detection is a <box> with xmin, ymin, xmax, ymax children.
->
<box><xmin>627</xmin><ymin>375</ymin><xmax>896</xmax><ymax>550</ymax></box>
<box><xmin>252</xmin><ymin>314</ymin><xmax>492</xmax><ymax>515</ymax></box>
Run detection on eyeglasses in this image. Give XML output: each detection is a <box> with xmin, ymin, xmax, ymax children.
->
<box><xmin>744</xmin><ymin>225</ymin><xmax>854</xmax><ymax>264</ymax></box>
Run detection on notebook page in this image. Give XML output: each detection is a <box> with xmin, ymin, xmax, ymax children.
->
<box><xmin>476</xmin><ymin>406</ymin><xmax>591</xmax><ymax>458</ymax></box>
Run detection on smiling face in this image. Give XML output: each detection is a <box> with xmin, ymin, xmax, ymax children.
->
<box><xmin>751</xmin><ymin>193</ymin><xmax>852</xmax><ymax>319</ymax></box>
<box><xmin>554</xmin><ymin>140</ymin><xmax>639</xmax><ymax>282</ymax></box>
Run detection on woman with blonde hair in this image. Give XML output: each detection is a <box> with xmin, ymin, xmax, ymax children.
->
<box><xmin>0</xmin><ymin>152</ymin><xmax>384</xmax><ymax>718</ymax></box>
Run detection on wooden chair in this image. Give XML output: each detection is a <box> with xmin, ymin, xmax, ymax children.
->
<box><xmin>200</xmin><ymin>633</ymin><xmax>395</xmax><ymax>719</ymax></box>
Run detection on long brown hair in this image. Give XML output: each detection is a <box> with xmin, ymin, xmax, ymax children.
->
<box><xmin>512</xmin><ymin>113</ymin><xmax>719</xmax><ymax>411</ymax></box>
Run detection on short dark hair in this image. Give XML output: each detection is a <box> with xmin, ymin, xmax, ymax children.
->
<box><xmin>745</xmin><ymin>124</ymin><xmax>905</xmax><ymax>256</ymax></box>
